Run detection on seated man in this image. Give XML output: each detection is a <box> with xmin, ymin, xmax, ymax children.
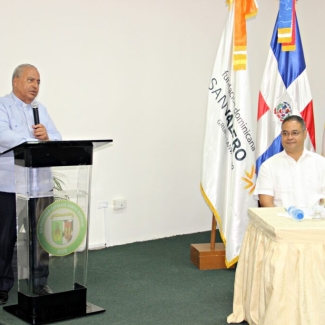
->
<box><xmin>254</xmin><ymin>115</ymin><xmax>325</xmax><ymax>208</ymax></box>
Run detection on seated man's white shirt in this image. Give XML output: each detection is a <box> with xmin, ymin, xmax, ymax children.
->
<box><xmin>254</xmin><ymin>149</ymin><xmax>325</xmax><ymax>208</ymax></box>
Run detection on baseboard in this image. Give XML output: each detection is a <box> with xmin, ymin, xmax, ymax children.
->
<box><xmin>88</xmin><ymin>243</ymin><xmax>106</xmax><ymax>250</ymax></box>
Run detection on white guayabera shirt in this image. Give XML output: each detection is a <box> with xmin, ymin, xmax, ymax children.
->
<box><xmin>0</xmin><ymin>92</ymin><xmax>62</xmax><ymax>193</ymax></box>
<box><xmin>254</xmin><ymin>148</ymin><xmax>325</xmax><ymax>208</ymax></box>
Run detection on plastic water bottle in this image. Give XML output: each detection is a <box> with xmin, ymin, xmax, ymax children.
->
<box><xmin>287</xmin><ymin>206</ymin><xmax>304</xmax><ymax>221</ymax></box>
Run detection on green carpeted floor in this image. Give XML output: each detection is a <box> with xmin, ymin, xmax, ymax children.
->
<box><xmin>0</xmin><ymin>231</ymin><xmax>236</xmax><ymax>325</ymax></box>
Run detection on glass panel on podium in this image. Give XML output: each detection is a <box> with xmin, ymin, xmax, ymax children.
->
<box><xmin>16</xmin><ymin>164</ymin><xmax>92</xmax><ymax>296</ymax></box>
<box><xmin>1</xmin><ymin>140</ymin><xmax>112</xmax><ymax>324</ymax></box>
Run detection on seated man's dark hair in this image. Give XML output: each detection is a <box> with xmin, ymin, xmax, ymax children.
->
<box><xmin>282</xmin><ymin>115</ymin><xmax>306</xmax><ymax>130</ymax></box>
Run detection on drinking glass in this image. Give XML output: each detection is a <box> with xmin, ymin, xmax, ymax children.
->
<box><xmin>313</xmin><ymin>198</ymin><xmax>325</xmax><ymax>219</ymax></box>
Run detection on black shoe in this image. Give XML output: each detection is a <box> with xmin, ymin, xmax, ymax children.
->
<box><xmin>33</xmin><ymin>285</ymin><xmax>53</xmax><ymax>296</ymax></box>
<box><xmin>0</xmin><ymin>291</ymin><xmax>8</xmax><ymax>305</ymax></box>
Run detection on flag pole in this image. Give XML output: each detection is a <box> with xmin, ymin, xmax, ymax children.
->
<box><xmin>210</xmin><ymin>214</ymin><xmax>216</xmax><ymax>250</ymax></box>
<box><xmin>190</xmin><ymin>214</ymin><xmax>235</xmax><ymax>270</ymax></box>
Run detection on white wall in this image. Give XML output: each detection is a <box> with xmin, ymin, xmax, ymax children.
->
<box><xmin>0</xmin><ymin>1</ymin><xmax>323</xmax><ymax>248</ymax></box>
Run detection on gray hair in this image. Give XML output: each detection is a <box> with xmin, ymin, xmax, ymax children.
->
<box><xmin>282</xmin><ymin>115</ymin><xmax>306</xmax><ymax>131</ymax></box>
<box><xmin>12</xmin><ymin>64</ymin><xmax>37</xmax><ymax>84</ymax></box>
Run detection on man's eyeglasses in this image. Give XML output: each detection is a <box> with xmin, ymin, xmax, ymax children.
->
<box><xmin>281</xmin><ymin>130</ymin><xmax>305</xmax><ymax>137</ymax></box>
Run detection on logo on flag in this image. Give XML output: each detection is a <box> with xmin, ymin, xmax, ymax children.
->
<box><xmin>242</xmin><ymin>166</ymin><xmax>256</xmax><ymax>195</ymax></box>
<box><xmin>274</xmin><ymin>102</ymin><xmax>292</xmax><ymax>122</ymax></box>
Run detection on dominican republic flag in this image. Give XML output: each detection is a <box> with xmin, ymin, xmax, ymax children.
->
<box><xmin>200</xmin><ymin>0</ymin><xmax>258</xmax><ymax>267</ymax></box>
<box><xmin>256</xmin><ymin>3</ymin><xmax>315</xmax><ymax>175</ymax></box>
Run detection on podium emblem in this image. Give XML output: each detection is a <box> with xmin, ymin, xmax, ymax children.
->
<box><xmin>38</xmin><ymin>201</ymin><xmax>87</xmax><ymax>256</ymax></box>
<box><xmin>52</xmin><ymin>216</ymin><xmax>73</xmax><ymax>245</ymax></box>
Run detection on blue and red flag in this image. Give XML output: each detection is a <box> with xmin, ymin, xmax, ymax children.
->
<box><xmin>255</xmin><ymin>0</ymin><xmax>315</xmax><ymax>175</ymax></box>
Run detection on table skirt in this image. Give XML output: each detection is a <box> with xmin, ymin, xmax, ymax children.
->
<box><xmin>227</xmin><ymin>221</ymin><xmax>325</xmax><ymax>325</ymax></box>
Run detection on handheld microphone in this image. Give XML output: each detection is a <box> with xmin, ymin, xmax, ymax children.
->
<box><xmin>31</xmin><ymin>102</ymin><xmax>40</xmax><ymax>125</ymax></box>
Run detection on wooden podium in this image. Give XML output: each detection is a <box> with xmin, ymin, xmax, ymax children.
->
<box><xmin>190</xmin><ymin>215</ymin><xmax>235</xmax><ymax>270</ymax></box>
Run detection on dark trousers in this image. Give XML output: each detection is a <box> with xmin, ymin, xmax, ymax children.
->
<box><xmin>0</xmin><ymin>192</ymin><xmax>16</xmax><ymax>292</ymax></box>
<box><xmin>0</xmin><ymin>192</ymin><xmax>51</xmax><ymax>292</ymax></box>
<box><xmin>28</xmin><ymin>197</ymin><xmax>52</xmax><ymax>287</ymax></box>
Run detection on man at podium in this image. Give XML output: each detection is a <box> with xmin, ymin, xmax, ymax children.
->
<box><xmin>0</xmin><ymin>64</ymin><xmax>62</xmax><ymax>305</ymax></box>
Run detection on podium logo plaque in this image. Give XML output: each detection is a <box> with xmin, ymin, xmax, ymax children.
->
<box><xmin>37</xmin><ymin>201</ymin><xmax>87</xmax><ymax>256</ymax></box>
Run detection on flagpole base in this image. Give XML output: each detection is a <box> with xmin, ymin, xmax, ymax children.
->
<box><xmin>190</xmin><ymin>243</ymin><xmax>235</xmax><ymax>270</ymax></box>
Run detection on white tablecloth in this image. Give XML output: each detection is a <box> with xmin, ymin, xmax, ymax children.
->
<box><xmin>227</xmin><ymin>207</ymin><xmax>325</xmax><ymax>325</ymax></box>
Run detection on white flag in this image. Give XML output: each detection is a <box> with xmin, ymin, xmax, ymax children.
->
<box><xmin>200</xmin><ymin>1</ymin><xmax>257</xmax><ymax>267</ymax></box>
